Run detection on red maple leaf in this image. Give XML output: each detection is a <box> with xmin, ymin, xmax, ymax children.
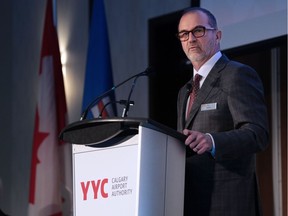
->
<box><xmin>29</xmin><ymin>107</ymin><xmax>50</xmax><ymax>204</ymax></box>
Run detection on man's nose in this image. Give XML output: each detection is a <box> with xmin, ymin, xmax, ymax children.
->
<box><xmin>188</xmin><ymin>32</ymin><xmax>196</xmax><ymax>42</ymax></box>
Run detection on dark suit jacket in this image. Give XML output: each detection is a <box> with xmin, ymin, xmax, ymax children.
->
<box><xmin>177</xmin><ymin>55</ymin><xmax>269</xmax><ymax>216</ymax></box>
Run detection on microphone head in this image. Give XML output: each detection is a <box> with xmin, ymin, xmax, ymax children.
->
<box><xmin>186</xmin><ymin>83</ymin><xmax>192</xmax><ymax>93</ymax></box>
<box><xmin>141</xmin><ymin>66</ymin><xmax>155</xmax><ymax>76</ymax></box>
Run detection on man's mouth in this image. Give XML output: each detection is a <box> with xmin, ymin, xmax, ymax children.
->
<box><xmin>188</xmin><ymin>46</ymin><xmax>198</xmax><ymax>51</ymax></box>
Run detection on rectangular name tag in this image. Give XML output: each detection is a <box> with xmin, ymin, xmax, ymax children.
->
<box><xmin>201</xmin><ymin>103</ymin><xmax>217</xmax><ymax>111</ymax></box>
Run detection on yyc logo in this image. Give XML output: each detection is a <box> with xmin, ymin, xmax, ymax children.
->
<box><xmin>80</xmin><ymin>178</ymin><xmax>108</xmax><ymax>200</ymax></box>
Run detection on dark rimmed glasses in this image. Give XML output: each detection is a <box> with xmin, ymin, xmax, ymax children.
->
<box><xmin>176</xmin><ymin>25</ymin><xmax>216</xmax><ymax>41</ymax></box>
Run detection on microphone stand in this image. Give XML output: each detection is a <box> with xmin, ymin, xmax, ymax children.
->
<box><xmin>122</xmin><ymin>76</ymin><xmax>139</xmax><ymax>117</ymax></box>
<box><xmin>80</xmin><ymin>67</ymin><xmax>152</xmax><ymax>121</ymax></box>
<box><xmin>99</xmin><ymin>100</ymin><xmax>134</xmax><ymax>118</ymax></box>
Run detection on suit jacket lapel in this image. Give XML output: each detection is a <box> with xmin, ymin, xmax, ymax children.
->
<box><xmin>184</xmin><ymin>55</ymin><xmax>229</xmax><ymax>129</ymax></box>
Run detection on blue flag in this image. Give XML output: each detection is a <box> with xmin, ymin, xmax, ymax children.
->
<box><xmin>82</xmin><ymin>0</ymin><xmax>116</xmax><ymax>119</ymax></box>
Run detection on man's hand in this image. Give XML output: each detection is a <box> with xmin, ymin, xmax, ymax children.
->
<box><xmin>183</xmin><ymin>129</ymin><xmax>213</xmax><ymax>154</ymax></box>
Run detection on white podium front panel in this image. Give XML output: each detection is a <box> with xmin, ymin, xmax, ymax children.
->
<box><xmin>73</xmin><ymin>135</ymin><xmax>139</xmax><ymax>216</ymax></box>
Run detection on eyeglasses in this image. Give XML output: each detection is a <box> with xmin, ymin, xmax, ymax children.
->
<box><xmin>176</xmin><ymin>25</ymin><xmax>216</xmax><ymax>41</ymax></box>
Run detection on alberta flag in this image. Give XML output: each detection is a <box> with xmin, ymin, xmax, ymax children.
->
<box><xmin>82</xmin><ymin>0</ymin><xmax>116</xmax><ymax>119</ymax></box>
<box><xmin>28</xmin><ymin>0</ymin><xmax>72</xmax><ymax>215</ymax></box>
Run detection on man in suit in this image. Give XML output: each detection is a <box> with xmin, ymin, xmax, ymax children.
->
<box><xmin>176</xmin><ymin>7</ymin><xmax>269</xmax><ymax>216</ymax></box>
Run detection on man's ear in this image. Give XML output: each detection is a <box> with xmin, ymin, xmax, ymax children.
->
<box><xmin>216</xmin><ymin>30</ymin><xmax>222</xmax><ymax>42</ymax></box>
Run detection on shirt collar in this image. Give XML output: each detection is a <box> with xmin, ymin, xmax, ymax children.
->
<box><xmin>194</xmin><ymin>51</ymin><xmax>222</xmax><ymax>78</ymax></box>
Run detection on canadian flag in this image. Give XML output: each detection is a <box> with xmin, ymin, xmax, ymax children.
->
<box><xmin>28</xmin><ymin>0</ymin><xmax>72</xmax><ymax>215</ymax></box>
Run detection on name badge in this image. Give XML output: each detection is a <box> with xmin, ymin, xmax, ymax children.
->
<box><xmin>201</xmin><ymin>103</ymin><xmax>217</xmax><ymax>111</ymax></box>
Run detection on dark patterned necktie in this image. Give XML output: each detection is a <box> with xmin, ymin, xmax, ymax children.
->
<box><xmin>186</xmin><ymin>74</ymin><xmax>202</xmax><ymax>118</ymax></box>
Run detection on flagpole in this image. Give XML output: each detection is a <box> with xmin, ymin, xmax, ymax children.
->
<box><xmin>52</xmin><ymin>0</ymin><xmax>57</xmax><ymax>28</ymax></box>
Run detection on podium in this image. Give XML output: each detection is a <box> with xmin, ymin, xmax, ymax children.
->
<box><xmin>60</xmin><ymin>118</ymin><xmax>186</xmax><ymax>216</ymax></box>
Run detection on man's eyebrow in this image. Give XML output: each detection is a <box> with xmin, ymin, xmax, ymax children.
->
<box><xmin>178</xmin><ymin>25</ymin><xmax>204</xmax><ymax>33</ymax></box>
<box><xmin>178</xmin><ymin>30</ymin><xmax>188</xmax><ymax>33</ymax></box>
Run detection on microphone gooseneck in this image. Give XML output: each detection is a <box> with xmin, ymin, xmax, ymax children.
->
<box><xmin>121</xmin><ymin>76</ymin><xmax>139</xmax><ymax>117</ymax></box>
<box><xmin>80</xmin><ymin>67</ymin><xmax>153</xmax><ymax>120</ymax></box>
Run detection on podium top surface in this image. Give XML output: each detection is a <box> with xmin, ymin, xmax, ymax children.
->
<box><xmin>59</xmin><ymin>117</ymin><xmax>186</xmax><ymax>146</ymax></box>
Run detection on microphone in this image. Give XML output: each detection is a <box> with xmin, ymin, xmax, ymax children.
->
<box><xmin>186</xmin><ymin>83</ymin><xmax>192</xmax><ymax>93</ymax></box>
<box><xmin>80</xmin><ymin>67</ymin><xmax>153</xmax><ymax>120</ymax></box>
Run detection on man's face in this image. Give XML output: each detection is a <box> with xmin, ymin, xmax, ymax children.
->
<box><xmin>178</xmin><ymin>11</ymin><xmax>221</xmax><ymax>68</ymax></box>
